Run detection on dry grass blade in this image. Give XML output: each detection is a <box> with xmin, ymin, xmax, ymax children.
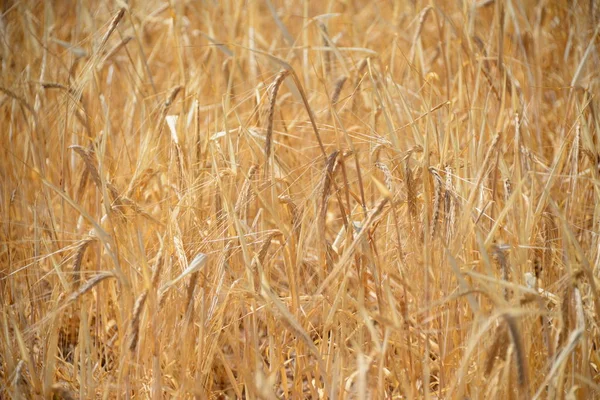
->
<box><xmin>118</xmin><ymin>194</ymin><xmax>162</xmax><ymax>225</ymax></box>
<box><xmin>265</xmin><ymin>0</ymin><xmax>294</xmax><ymax>46</ymax></box>
<box><xmin>455</xmin><ymin>133</ymin><xmax>501</xmax><ymax>250</ymax></box>
<box><xmin>102</xmin><ymin>36</ymin><xmax>133</xmax><ymax>64</ymax></box>
<box><xmin>160</xmin><ymin>253</ymin><xmax>207</xmax><ymax>293</ymax></box>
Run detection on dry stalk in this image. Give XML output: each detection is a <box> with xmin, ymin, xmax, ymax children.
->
<box><xmin>185</xmin><ymin>270</ymin><xmax>200</xmax><ymax>317</ymax></box>
<box><xmin>472</xmin><ymin>35</ymin><xmax>501</xmax><ymax>102</ymax></box>
<box><xmin>207</xmin><ymin>241</ymin><xmax>233</xmax><ymax>322</ymax></box>
<box><xmin>352</xmin><ymin>58</ymin><xmax>369</xmax><ymax>113</ymax></box>
<box><xmin>118</xmin><ymin>194</ymin><xmax>161</xmax><ymax>225</ymax></box>
<box><xmin>40</xmin><ymin>82</ymin><xmax>90</xmax><ymax>133</ymax></box>
<box><xmin>315</xmin><ymin>197</ymin><xmax>389</xmax><ymax>297</ymax></box>
<box><xmin>102</xmin><ymin>36</ymin><xmax>132</xmax><ymax>63</ymax></box>
<box><xmin>126</xmin><ymin>167</ymin><xmax>158</xmax><ymax>198</ymax></box>
<box><xmin>371</xmin><ymin>143</ymin><xmax>385</xmax><ymax>163</ymax></box>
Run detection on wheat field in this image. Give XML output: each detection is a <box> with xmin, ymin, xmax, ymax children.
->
<box><xmin>1</xmin><ymin>0</ymin><xmax>599</xmax><ymax>398</ymax></box>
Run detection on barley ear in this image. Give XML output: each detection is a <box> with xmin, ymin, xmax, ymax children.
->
<box><xmin>331</xmin><ymin>75</ymin><xmax>347</xmax><ymax>105</ymax></box>
<box><xmin>485</xmin><ymin>322</ymin><xmax>509</xmax><ymax>377</ymax></box>
<box><xmin>319</xmin><ymin>151</ymin><xmax>340</xmax><ymax>239</ymax></box>
<box><xmin>503</xmin><ymin>313</ymin><xmax>528</xmax><ymax>389</ymax></box>
<box><xmin>264</xmin><ymin>70</ymin><xmax>290</xmax><ymax>175</ymax></box>
<box><xmin>429</xmin><ymin>167</ymin><xmax>443</xmax><ymax>239</ymax></box>
<box><xmin>129</xmin><ymin>291</ymin><xmax>148</xmax><ymax>352</ymax></box>
<box><xmin>72</xmin><ymin>237</ymin><xmax>96</xmax><ymax>289</ymax></box>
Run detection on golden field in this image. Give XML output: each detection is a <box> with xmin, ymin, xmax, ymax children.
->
<box><xmin>1</xmin><ymin>0</ymin><xmax>599</xmax><ymax>398</ymax></box>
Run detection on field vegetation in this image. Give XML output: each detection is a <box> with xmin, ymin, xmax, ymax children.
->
<box><xmin>1</xmin><ymin>0</ymin><xmax>599</xmax><ymax>398</ymax></box>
